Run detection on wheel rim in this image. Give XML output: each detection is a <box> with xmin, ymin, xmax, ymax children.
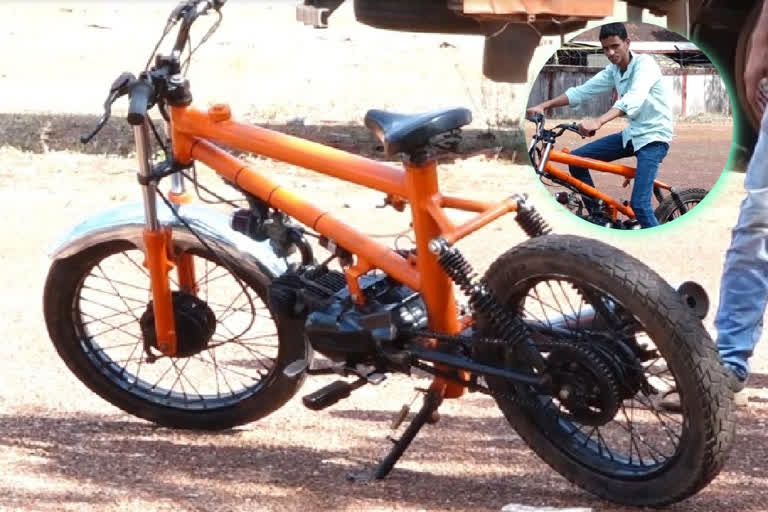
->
<box><xmin>660</xmin><ymin>198</ymin><xmax>702</xmax><ymax>221</ymax></box>
<box><xmin>502</xmin><ymin>275</ymin><xmax>686</xmax><ymax>479</ymax></box>
<box><xmin>72</xmin><ymin>246</ymin><xmax>280</xmax><ymax>411</ymax></box>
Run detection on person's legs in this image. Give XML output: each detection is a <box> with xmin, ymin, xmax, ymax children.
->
<box><xmin>662</xmin><ymin>112</ymin><xmax>768</xmax><ymax>411</ymax></box>
<box><xmin>715</xmin><ymin>111</ymin><xmax>768</xmax><ymax>383</ymax></box>
<box><xmin>631</xmin><ymin>141</ymin><xmax>669</xmax><ymax>228</ymax></box>
<box><xmin>569</xmin><ymin>133</ymin><xmax>632</xmax><ymax>213</ymax></box>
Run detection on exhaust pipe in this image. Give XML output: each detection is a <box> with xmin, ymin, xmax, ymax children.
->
<box><xmin>528</xmin><ymin>281</ymin><xmax>710</xmax><ymax>331</ymax></box>
<box><xmin>675</xmin><ymin>280</ymin><xmax>709</xmax><ymax>319</ymax></box>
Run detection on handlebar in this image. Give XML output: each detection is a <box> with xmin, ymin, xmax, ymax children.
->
<box><xmin>526</xmin><ymin>114</ymin><xmax>594</xmax><ymax>138</ymax></box>
<box><xmin>81</xmin><ymin>0</ymin><xmax>227</xmax><ymax>143</ymax></box>
<box><xmin>171</xmin><ymin>0</ymin><xmax>226</xmax><ymax>55</ymax></box>
<box><xmin>127</xmin><ymin>77</ymin><xmax>155</xmax><ymax>126</ymax></box>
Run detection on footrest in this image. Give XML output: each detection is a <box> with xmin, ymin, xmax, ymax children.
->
<box><xmin>302</xmin><ymin>380</ymin><xmax>354</xmax><ymax>410</ymax></box>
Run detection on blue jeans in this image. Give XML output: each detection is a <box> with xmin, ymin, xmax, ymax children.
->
<box><xmin>715</xmin><ymin>109</ymin><xmax>768</xmax><ymax>381</ymax></box>
<box><xmin>569</xmin><ymin>133</ymin><xmax>669</xmax><ymax>228</ymax></box>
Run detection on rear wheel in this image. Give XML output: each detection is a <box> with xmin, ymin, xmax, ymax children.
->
<box><xmin>43</xmin><ymin>240</ymin><xmax>309</xmax><ymax>430</ymax></box>
<box><xmin>654</xmin><ymin>187</ymin><xmax>708</xmax><ymax>223</ymax></box>
<box><xmin>477</xmin><ymin>235</ymin><xmax>734</xmax><ymax>506</ymax></box>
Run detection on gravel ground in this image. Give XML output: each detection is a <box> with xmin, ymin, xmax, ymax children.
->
<box><xmin>2</xmin><ymin>2</ymin><xmax>767</xmax><ymax>511</ymax></box>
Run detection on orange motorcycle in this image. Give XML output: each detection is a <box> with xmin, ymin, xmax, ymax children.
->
<box><xmin>43</xmin><ymin>1</ymin><xmax>734</xmax><ymax>506</ymax></box>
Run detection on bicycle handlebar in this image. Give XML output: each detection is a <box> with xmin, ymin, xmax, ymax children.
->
<box><xmin>527</xmin><ymin>114</ymin><xmax>594</xmax><ymax>139</ymax></box>
<box><xmin>127</xmin><ymin>77</ymin><xmax>155</xmax><ymax>126</ymax></box>
<box><xmin>171</xmin><ymin>0</ymin><xmax>226</xmax><ymax>54</ymax></box>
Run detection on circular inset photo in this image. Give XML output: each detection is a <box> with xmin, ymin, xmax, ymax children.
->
<box><xmin>525</xmin><ymin>21</ymin><xmax>731</xmax><ymax>230</ymax></box>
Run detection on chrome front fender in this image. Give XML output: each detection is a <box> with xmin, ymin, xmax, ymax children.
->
<box><xmin>49</xmin><ymin>202</ymin><xmax>288</xmax><ymax>280</ymax></box>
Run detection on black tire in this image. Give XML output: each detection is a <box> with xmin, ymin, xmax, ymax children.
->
<box><xmin>43</xmin><ymin>240</ymin><xmax>309</xmax><ymax>430</ymax></box>
<box><xmin>476</xmin><ymin>235</ymin><xmax>735</xmax><ymax>506</ymax></box>
<box><xmin>654</xmin><ymin>187</ymin><xmax>708</xmax><ymax>224</ymax></box>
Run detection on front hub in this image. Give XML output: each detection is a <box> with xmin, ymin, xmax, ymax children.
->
<box><xmin>141</xmin><ymin>291</ymin><xmax>216</xmax><ymax>358</ymax></box>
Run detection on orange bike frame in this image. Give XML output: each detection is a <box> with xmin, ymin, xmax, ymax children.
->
<box><xmin>147</xmin><ymin>103</ymin><xmax>520</xmax><ymax>399</ymax></box>
<box><xmin>543</xmin><ymin>148</ymin><xmax>672</xmax><ymax>220</ymax></box>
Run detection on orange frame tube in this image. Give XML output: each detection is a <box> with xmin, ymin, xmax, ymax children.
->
<box><xmin>544</xmin><ymin>148</ymin><xmax>673</xmax><ymax>220</ymax></box>
<box><xmin>143</xmin><ymin>228</ymin><xmax>177</xmax><ymax>355</ymax></box>
<box><xmin>159</xmin><ymin>103</ymin><xmax>519</xmax><ymax>396</ymax></box>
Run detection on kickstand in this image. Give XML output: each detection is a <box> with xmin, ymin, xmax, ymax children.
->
<box><xmin>347</xmin><ymin>389</ymin><xmax>443</xmax><ymax>482</ymax></box>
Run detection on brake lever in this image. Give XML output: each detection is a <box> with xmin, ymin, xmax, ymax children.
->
<box><xmin>80</xmin><ymin>72</ymin><xmax>136</xmax><ymax>144</ymax></box>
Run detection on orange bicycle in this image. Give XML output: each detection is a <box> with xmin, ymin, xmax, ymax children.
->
<box><xmin>527</xmin><ymin>113</ymin><xmax>708</xmax><ymax>229</ymax></box>
<box><xmin>43</xmin><ymin>1</ymin><xmax>734</xmax><ymax>506</ymax></box>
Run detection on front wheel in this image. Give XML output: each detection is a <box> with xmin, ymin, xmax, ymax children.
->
<box><xmin>43</xmin><ymin>239</ymin><xmax>309</xmax><ymax>430</ymax></box>
<box><xmin>654</xmin><ymin>187</ymin><xmax>708</xmax><ymax>224</ymax></box>
<box><xmin>476</xmin><ymin>235</ymin><xmax>734</xmax><ymax>506</ymax></box>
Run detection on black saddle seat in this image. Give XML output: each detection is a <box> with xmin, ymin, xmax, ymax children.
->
<box><xmin>364</xmin><ymin>107</ymin><xmax>472</xmax><ymax>156</ymax></box>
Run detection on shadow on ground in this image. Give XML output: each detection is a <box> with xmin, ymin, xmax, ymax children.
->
<box><xmin>0</xmin><ymin>411</ymin><xmax>591</xmax><ymax>511</ymax></box>
<box><xmin>2</xmin><ymin>406</ymin><xmax>768</xmax><ymax>511</ymax></box>
<box><xmin>0</xmin><ymin>112</ymin><xmax>527</xmax><ymax>164</ymax></box>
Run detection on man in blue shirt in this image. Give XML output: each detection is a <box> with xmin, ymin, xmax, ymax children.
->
<box><xmin>527</xmin><ymin>22</ymin><xmax>673</xmax><ymax>228</ymax></box>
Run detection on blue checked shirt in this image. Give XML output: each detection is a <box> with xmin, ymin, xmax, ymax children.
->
<box><xmin>564</xmin><ymin>52</ymin><xmax>673</xmax><ymax>151</ymax></box>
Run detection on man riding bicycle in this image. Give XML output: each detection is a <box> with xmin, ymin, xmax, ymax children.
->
<box><xmin>526</xmin><ymin>22</ymin><xmax>673</xmax><ymax>229</ymax></box>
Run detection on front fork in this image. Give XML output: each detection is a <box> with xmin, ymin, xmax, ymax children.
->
<box><xmin>135</xmin><ymin>119</ymin><xmax>196</xmax><ymax>356</ymax></box>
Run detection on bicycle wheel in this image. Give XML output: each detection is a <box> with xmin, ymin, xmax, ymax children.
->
<box><xmin>654</xmin><ymin>188</ymin><xmax>708</xmax><ymax>224</ymax></box>
<box><xmin>43</xmin><ymin>239</ymin><xmax>309</xmax><ymax>430</ymax></box>
<box><xmin>476</xmin><ymin>235</ymin><xmax>734</xmax><ymax>506</ymax></box>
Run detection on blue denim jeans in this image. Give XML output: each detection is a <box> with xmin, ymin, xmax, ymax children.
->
<box><xmin>715</xmin><ymin>110</ymin><xmax>768</xmax><ymax>381</ymax></box>
<box><xmin>569</xmin><ymin>133</ymin><xmax>669</xmax><ymax>228</ymax></box>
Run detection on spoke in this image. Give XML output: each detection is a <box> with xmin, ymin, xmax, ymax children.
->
<box><xmin>194</xmin><ymin>267</ymin><xmax>234</xmax><ymax>290</ymax></box>
<box><xmin>610</xmin><ymin>411</ymin><xmax>672</xmax><ymax>462</ymax></box>
<box><xmin>119</xmin><ymin>251</ymin><xmax>179</xmax><ymax>288</ymax></box>
<box><xmin>118</xmin><ymin>330</ymin><xmax>146</xmax><ymax>378</ymax></box>
<box><xmin>193</xmin><ymin>353</ymin><xmax>263</xmax><ymax>382</ymax></box>
<box><xmin>208</xmin><ymin>335</ymin><xmax>278</xmax><ymax>350</ymax></box>
<box><xmin>215</xmin><ymin>300</ymin><xmax>258</xmax><ymax>325</ymax></box>
<box><xmin>208</xmin><ymin>302</ymin><xmax>269</xmax><ymax>315</ymax></box>
<box><xmin>529</xmin><ymin>286</ymin><xmax>576</xmax><ymax>323</ymax></box>
<box><xmin>133</xmin><ymin>345</ymin><xmax>145</xmax><ymax>389</ymax></box>
<box><xmin>206</xmin><ymin>349</ymin><xmax>238</xmax><ymax>396</ymax></box>
<box><xmin>93</xmin><ymin>263</ymin><xmax>146</xmax><ymax>324</ymax></box>
<box><xmin>86</xmin><ymin>317</ymin><xmax>143</xmax><ymax>340</ymax></box>
<box><xmin>520</xmin><ymin>303</ymin><xmax>550</xmax><ymax>325</ymax></box>
<box><xmin>209</xmin><ymin>288</ymin><xmax>248</xmax><ymax>324</ymax></box>
<box><xmin>624</xmin><ymin>403</ymin><xmax>660</xmax><ymax>465</ymax></box>
<box><xmin>81</xmin><ymin>306</ymin><xmax>146</xmax><ymax>326</ymax></box>
<box><xmin>581</xmin><ymin>426</ymin><xmax>598</xmax><ymax>448</ymax></box>
<box><xmin>594</xmin><ymin>428</ymin><xmax>615</xmax><ymax>461</ymax></box>
<box><xmin>632</xmin><ymin>393</ymin><xmax>684</xmax><ymax>441</ymax></box>
<box><xmin>214</xmin><ymin>328</ymin><xmax>275</xmax><ymax>372</ymax></box>
<box><xmin>175</xmin><ymin>359</ymin><xmax>207</xmax><ymax>404</ymax></box>
<box><xmin>81</xmin><ymin>286</ymin><xmax>147</xmax><ymax>306</ymax></box>
<box><xmin>148</xmin><ymin>361</ymin><xmax>176</xmax><ymax>391</ymax></box>
<box><xmin>86</xmin><ymin>276</ymin><xmax>149</xmax><ymax>293</ymax></box>
<box><xmin>204</xmin><ymin>258</ymin><xmax>209</xmax><ymax>303</ymax></box>
<box><xmin>90</xmin><ymin>341</ymin><xmax>141</xmax><ymax>352</ymax></box>
<box><xmin>167</xmin><ymin>358</ymin><xmax>192</xmax><ymax>400</ymax></box>
<box><xmin>122</xmin><ymin>250</ymin><xmax>150</xmax><ymax>278</ymax></box>
<box><xmin>548</xmin><ymin>281</ymin><xmax>578</xmax><ymax>323</ymax></box>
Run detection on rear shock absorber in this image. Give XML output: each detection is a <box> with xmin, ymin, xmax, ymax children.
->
<box><xmin>514</xmin><ymin>195</ymin><xmax>551</xmax><ymax>238</ymax></box>
<box><xmin>428</xmin><ymin>238</ymin><xmax>545</xmax><ymax>370</ymax></box>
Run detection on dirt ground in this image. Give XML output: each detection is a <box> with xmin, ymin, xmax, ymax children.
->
<box><xmin>2</xmin><ymin>2</ymin><xmax>768</xmax><ymax>512</ymax></box>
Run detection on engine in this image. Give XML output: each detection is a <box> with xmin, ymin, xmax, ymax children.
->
<box><xmin>268</xmin><ymin>266</ymin><xmax>427</xmax><ymax>363</ymax></box>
